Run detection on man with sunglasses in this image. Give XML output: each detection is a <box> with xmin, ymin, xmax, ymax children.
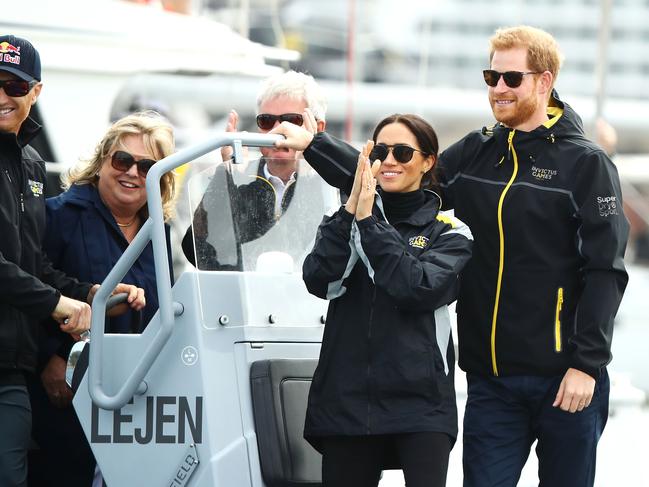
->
<box><xmin>438</xmin><ymin>25</ymin><xmax>629</xmax><ymax>487</ymax></box>
<box><xmin>183</xmin><ymin>70</ymin><xmax>327</xmax><ymax>268</ymax></box>
<box><xmin>272</xmin><ymin>25</ymin><xmax>629</xmax><ymax>487</ymax></box>
<box><xmin>0</xmin><ymin>34</ymin><xmax>94</xmax><ymax>486</ymax></box>
<box><xmin>0</xmin><ymin>36</ymin><xmax>148</xmax><ymax>487</ymax></box>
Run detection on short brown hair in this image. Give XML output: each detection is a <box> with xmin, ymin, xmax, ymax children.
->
<box><xmin>63</xmin><ymin>111</ymin><xmax>177</xmax><ymax>221</ymax></box>
<box><xmin>489</xmin><ymin>25</ymin><xmax>564</xmax><ymax>89</ymax></box>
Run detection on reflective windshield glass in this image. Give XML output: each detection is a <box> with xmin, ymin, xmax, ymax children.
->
<box><xmin>186</xmin><ymin>157</ymin><xmax>339</xmax><ymax>273</ymax></box>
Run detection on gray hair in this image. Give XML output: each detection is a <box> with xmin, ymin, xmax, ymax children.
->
<box><xmin>256</xmin><ymin>70</ymin><xmax>327</xmax><ymax>121</ymax></box>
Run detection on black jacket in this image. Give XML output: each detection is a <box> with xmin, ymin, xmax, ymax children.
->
<box><xmin>0</xmin><ymin>118</ymin><xmax>91</xmax><ymax>378</ymax></box>
<box><xmin>303</xmin><ymin>192</ymin><xmax>473</xmax><ymax>449</ymax></box>
<box><xmin>439</xmin><ymin>91</ymin><xmax>629</xmax><ymax>379</ymax></box>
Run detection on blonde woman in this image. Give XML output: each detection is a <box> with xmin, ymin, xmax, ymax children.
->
<box><xmin>27</xmin><ymin>111</ymin><xmax>176</xmax><ymax>487</ymax></box>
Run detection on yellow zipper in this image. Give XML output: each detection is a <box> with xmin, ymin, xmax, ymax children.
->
<box><xmin>555</xmin><ymin>287</ymin><xmax>564</xmax><ymax>352</ymax></box>
<box><xmin>490</xmin><ymin>130</ymin><xmax>518</xmax><ymax>376</ymax></box>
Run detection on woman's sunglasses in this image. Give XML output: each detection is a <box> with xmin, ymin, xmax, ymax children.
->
<box><xmin>256</xmin><ymin>113</ymin><xmax>304</xmax><ymax>130</ymax></box>
<box><xmin>369</xmin><ymin>143</ymin><xmax>427</xmax><ymax>164</ymax></box>
<box><xmin>111</xmin><ymin>151</ymin><xmax>156</xmax><ymax>177</ymax></box>
<box><xmin>0</xmin><ymin>79</ymin><xmax>38</xmax><ymax>97</ymax></box>
<box><xmin>482</xmin><ymin>69</ymin><xmax>540</xmax><ymax>88</ymax></box>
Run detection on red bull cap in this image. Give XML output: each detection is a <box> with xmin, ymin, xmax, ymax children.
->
<box><xmin>0</xmin><ymin>35</ymin><xmax>41</xmax><ymax>82</ymax></box>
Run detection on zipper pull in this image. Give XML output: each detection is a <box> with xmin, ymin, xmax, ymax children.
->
<box><xmin>4</xmin><ymin>169</ymin><xmax>12</xmax><ymax>183</ymax></box>
<box><xmin>20</xmin><ymin>193</ymin><xmax>25</xmax><ymax>212</ymax></box>
<box><xmin>506</xmin><ymin>130</ymin><xmax>515</xmax><ymax>162</ymax></box>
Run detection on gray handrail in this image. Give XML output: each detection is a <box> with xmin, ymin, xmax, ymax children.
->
<box><xmin>88</xmin><ymin>132</ymin><xmax>284</xmax><ymax>410</ymax></box>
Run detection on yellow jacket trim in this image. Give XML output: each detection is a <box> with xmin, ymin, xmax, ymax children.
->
<box><xmin>490</xmin><ymin>130</ymin><xmax>518</xmax><ymax>376</ymax></box>
<box><xmin>555</xmin><ymin>287</ymin><xmax>564</xmax><ymax>352</ymax></box>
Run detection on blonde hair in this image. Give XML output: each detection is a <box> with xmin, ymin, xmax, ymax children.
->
<box><xmin>489</xmin><ymin>25</ymin><xmax>564</xmax><ymax>89</ymax></box>
<box><xmin>63</xmin><ymin>111</ymin><xmax>177</xmax><ymax>221</ymax></box>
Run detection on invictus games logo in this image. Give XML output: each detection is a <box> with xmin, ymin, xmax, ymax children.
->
<box><xmin>409</xmin><ymin>235</ymin><xmax>429</xmax><ymax>249</ymax></box>
<box><xmin>531</xmin><ymin>165</ymin><xmax>557</xmax><ymax>181</ymax></box>
<box><xmin>597</xmin><ymin>195</ymin><xmax>618</xmax><ymax>217</ymax></box>
<box><xmin>28</xmin><ymin>179</ymin><xmax>43</xmax><ymax>197</ymax></box>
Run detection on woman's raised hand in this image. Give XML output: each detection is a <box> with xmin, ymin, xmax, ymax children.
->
<box><xmin>355</xmin><ymin>154</ymin><xmax>378</xmax><ymax>220</ymax></box>
<box><xmin>345</xmin><ymin>140</ymin><xmax>374</xmax><ymax>216</ymax></box>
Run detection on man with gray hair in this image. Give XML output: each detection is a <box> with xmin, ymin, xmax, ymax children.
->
<box><xmin>228</xmin><ymin>69</ymin><xmax>326</xmax><ymax>199</ymax></box>
<box><xmin>182</xmin><ymin>70</ymin><xmax>327</xmax><ymax>268</ymax></box>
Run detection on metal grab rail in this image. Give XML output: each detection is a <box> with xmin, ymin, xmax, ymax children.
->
<box><xmin>88</xmin><ymin>133</ymin><xmax>284</xmax><ymax>410</ymax></box>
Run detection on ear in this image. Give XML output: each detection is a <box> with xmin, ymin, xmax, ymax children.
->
<box><xmin>316</xmin><ymin>119</ymin><xmax>326</xmax><ymax>132</ymax></box>
<box><xmin>30</xmin><ymin>82</ymin><xmax>42</xmax><ymax>105</ymax></box>
<box><xmin>423</xmin><ymin>154</ymin><xmax>436</xmax><ymax>174</ymax></box>
<box><xmin>537</xmin><ymin>71</ymin><xmax>553</xmax><ymax>97</ymax></box>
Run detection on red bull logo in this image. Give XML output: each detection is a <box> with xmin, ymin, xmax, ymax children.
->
<box><xmin>0</xmin><ymin>42</ymin><xmax>20</xmax><ymax>54</ymax></box>
<box><xmin>0</xmin><ymin>41</ymin><xmax>21</xmax><ymax>65</ymax></box>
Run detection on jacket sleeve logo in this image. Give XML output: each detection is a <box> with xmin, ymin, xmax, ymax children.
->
<box><xmin>408</xmin><ymin>235</ymin><xmax>429</xmax><ymax>249</ymax></box>
<box><xmin>597</xmin><ymin>195</ymin><xmax>618</xmax><ymax>217</ymax></box>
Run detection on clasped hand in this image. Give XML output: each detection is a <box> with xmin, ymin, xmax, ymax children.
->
<box><xmin>344</xmin><ymin>140</ymin><xmax>380</xmax><ymax>220</ymax></box>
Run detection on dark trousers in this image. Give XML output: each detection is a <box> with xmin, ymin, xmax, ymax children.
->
<box><xmin>321</xmin><ymin>432</ymin><xmax>452</xmax><ymax>487</ymax></box>
<box><xmin>463</xmin><ymin>370</ymin><xmax>609</xmax><ymax>487</ymax></box>
<box><xmin>0</xmin><ymin>385</ymin><xmax>32</xmax><ymax>487</ymax></box>
<box><xmin>26</xmin><ymin>375</ymin><xmax>95</xmax><ymax>487</ymax></box>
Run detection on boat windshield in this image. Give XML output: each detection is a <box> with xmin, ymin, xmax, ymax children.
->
<box><xmin>185</xmin><ymin>157</ymin><xmax>339</xmax><ymax>273</ymax></box>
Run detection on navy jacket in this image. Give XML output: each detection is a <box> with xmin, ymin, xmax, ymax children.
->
<box><xmin>303</xmin><ymin>193</ymin><xmax>473</xmax><ymax>450</ymax></box>
<box><xmin>41</xmin><ymin>183</ymin><xmax>172</xmax><ymax>362</ymax></box>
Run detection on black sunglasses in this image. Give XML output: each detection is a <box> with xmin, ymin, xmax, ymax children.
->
<box><xmin>0</xmin><ymin>79</ymin><xmax>37</xmax><ymax>97</ymax></box>
<box><xmin>482</xmin><ymin>69</ymin><xmax>540</xmax><ymax>88</ymax></box>
<box><xmin>111</xmin><ymin>151</ymin><xmax>156</xmax><ymax>177</ymax></box>
<box><xmin>256</xmin><ymin>113</ymin><xmax>304</xmax><ymax>130</ymax></box>
<box><xmin>369</xmin><ymin>143</ymin><xmax>427</xmax><ymax>164</ymax></box>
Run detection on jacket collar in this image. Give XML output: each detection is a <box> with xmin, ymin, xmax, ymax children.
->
<box><xmin>17</xmin><ymin>116</ymin><xmax>42</xmax><ymax>147</ymax></box>
<box><xmin>0</xmin><ymin>116</ymin><xmax>41</xmax><ymax>150</ymax></box>
<box><xmin>60</xmin><ymin>183</ymin><xmax>127</xmax><ymax>233</ymax></box>
<box><xmin>375</xmin><ymin>189</ymin><xmax>441</xmax><ymax>227</ymax></box>
<box><xmin>60</xmin><ymin>182</ymin><xmax>98</xmax><ymax>207</ymax></box>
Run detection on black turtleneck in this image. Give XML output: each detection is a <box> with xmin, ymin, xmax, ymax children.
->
<box><xmin>380</xmin><ymin>189</ymin><xmax>425</xmax><ymax>223</ymax></box>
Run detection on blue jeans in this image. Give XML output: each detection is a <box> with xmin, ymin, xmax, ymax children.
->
<box><xmin>463</xmin><ymin>370</ymin><xmax>609</xmax><ymax>487</ymax></box>
<box><xmin>0</xmin><ymin>385</ymin><xmax>32</xmax><ymax>487</ymax></box>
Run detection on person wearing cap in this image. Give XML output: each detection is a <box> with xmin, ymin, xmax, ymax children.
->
<box><xmin>181</xmin><ymin>70</ymin><xmax>327</xmax><ymax>269</ymax></box>
<box><xmin>0</xmin><ymin>35</ymin><xmax>144</xmax><ymax>487</ymax></box>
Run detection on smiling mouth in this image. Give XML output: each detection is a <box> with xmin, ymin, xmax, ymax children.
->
<box><xmin>0</xmin><ymin>107</ymin><xmax>14</xmax><ymax>115</ymax></box>
<box><xmin>119</xmin><ymin>181</ymin><xmax>140</xmax><ymax>189</ymax></box>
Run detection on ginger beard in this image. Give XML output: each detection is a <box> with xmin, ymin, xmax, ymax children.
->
<box><xmin>489</xmin><ymin>81</ymin><xmax>541</xmax><ymax>129</ymax></box>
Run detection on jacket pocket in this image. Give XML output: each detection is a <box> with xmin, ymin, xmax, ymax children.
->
<box><xmin>554</xmin><ymin>287</ymin><xmax>564</xmax><ymax>353</ymax></box>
